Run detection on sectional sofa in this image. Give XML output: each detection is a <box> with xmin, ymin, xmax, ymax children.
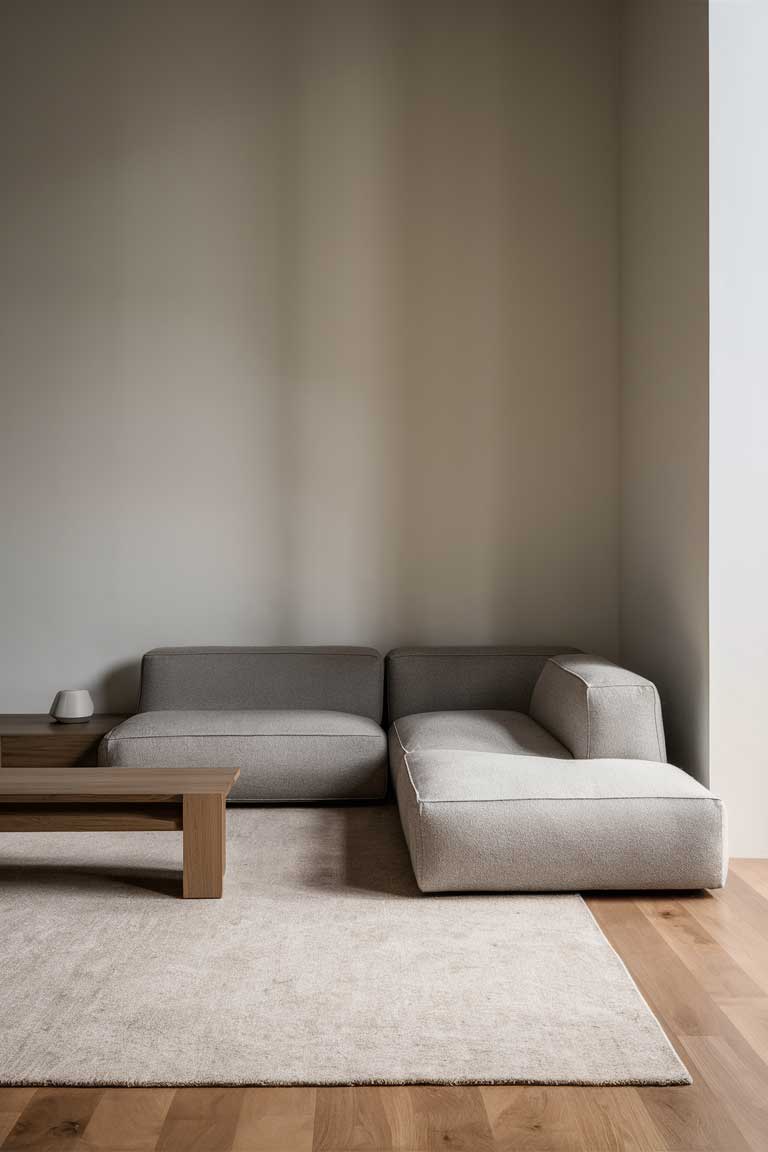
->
<box><xmin>100</xmin><ymin>645</ymin><xmax>726</xmax><ymax>892</ymax></box>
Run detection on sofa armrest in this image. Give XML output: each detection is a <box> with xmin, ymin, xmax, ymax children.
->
<box><xmin>529</xmin><ymin>654</ymin><xmax>667</xmax><ymax>761</ymax></box>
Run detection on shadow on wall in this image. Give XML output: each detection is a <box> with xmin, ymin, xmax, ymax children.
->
<box><xmin>620</xmin><ymin>569</ymin><xmax>708</xmax><ymax>783</ymax></box>
<box><xmin>268</xmin><ymin>0</ymin><xmax>619</xmax><ymax>650</ymax></box>
<box><xmin>93</xmin><ymin>661</ymin><xmax>142</xmax><ymax>715</ymax></box>
<box><xmin>0</xmin><ymin>0</ymin><xmax>619</xmax><ymax>712</ymax></box>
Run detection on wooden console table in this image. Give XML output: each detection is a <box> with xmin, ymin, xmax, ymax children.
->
<box><xmin>0</xmin><ymin>714</ymin><xmax>128</xmax><ymax>768</ymax></box>
<box><xmin>0</xmin><ymin>766</ymin><xmax>240</xmax><ymax>898</ymax></box>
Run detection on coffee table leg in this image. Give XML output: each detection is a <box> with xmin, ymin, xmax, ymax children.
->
<box><xmin>183</xmin><ymin>793</ymin><xmax>225</xmax><ymax>898</ymax></box>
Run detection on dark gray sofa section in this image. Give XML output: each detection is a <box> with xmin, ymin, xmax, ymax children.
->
<box><xmin>101</xmin><ymin>647</ymin><xmax>387</xmax><ymax>802</ymax></box>
<box><xmin>386</xmin><ymin>646</ymin><xmax>578</xmax><ymax>721</ymax></box>
<box><xmin>139</xmin><ymin>646</ymin><xmax>383</xmax><ymax>718</ymax></box>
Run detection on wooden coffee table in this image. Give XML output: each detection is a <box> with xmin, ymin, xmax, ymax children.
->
<box><xmin>0</xmin><ymin>766</ymin><xmax>240</xmax><ymax>898</ymax></box>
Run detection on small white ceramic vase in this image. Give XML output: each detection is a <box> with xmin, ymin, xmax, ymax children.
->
<box><xmin>50</xmin><ymin>689</ymin><xmax>95</xmax><ymax>724</ymax></box>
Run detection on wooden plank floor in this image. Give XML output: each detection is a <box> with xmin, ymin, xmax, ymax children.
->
<box><xmin>1</xmin><ymin>860</ymin><xmax>767</xmax><ymax>1151</ymax></box>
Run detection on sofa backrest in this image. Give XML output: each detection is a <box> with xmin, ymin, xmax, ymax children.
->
<box><xmin>139</xmin><ymin>647</ymin><xmax>384</xmax><ymax>722</ymax></box>
<box><xmin>386</xmin><ymin>646</ymin><xmax>579</xmax><ymax>722</ymax></box>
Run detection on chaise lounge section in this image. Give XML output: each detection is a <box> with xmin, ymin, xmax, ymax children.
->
<box><xmin>388</xmin><ymin>647</ymin><xmax>726</xmax><ymax>892</ymax></box>
<box><xmin>100</xmin><ymin>647</ymin><xmax>388</xmax><ymax>802</ymax></box>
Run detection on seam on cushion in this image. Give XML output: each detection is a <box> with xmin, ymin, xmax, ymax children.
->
<box><xmin>572</xmin><ymin>683</ymin><xmax>660</xmax><ymax>691</ymax></box>
<box><xmin>392</xmin><ymin>720</ymin><xmax>424</xmax><ymax>881</ymax></box>
<box><xmin>652</xmin><ymin>689</ymin><xmax>664</xmax><ymax>760</ymax></box>
<box><xmin>107</xmin><ymin>733</ymin><xmax>385</xmax><ymax>741</ymax></box>
<box><xmin>417</xmin><ymin>794</ymin><xmax>720</xmax><ymax>805</ymax></box>
<box><xmin>391</xmin><ymin>719</ymin><xmax>408</xmax><ymax>758</ymax></box>
<box><xmin>393</xmin><ymin>723</ymin><xmax>423</xmax><ymax>804</ymax></box>
<box><xmin>542</xmin><ymin>660</ymin><xmax>591</xmax><ymax>756</ymax></box>
<box><xmin>412</xmin><ymin>769</ymin><xmax>424</xmax><ymax>884</ymax></box>
<box><xmin>551</xmin><ymin>657</ymin><xmax>653</xmax><ymax>689</ymax></box>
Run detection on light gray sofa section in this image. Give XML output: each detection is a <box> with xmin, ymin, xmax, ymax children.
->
<box><xmin>529</xmin><ymin>653</ymin><xmax>667</xmax><ymax>761</ymax></box>
<box><xmin>103</xmin><ymin>709</ymin><xmax>387</xmax><ymax>802</ymax></box>
<box><xmin>388</xmin><ymin>647</ymin><xmax>726</xmax><ymax>892</ymax></box>
<box><xmin>393</xmin><ymin>709</ymin><xmax>570</xmax><ymax>758</ymax></box>
<box><xmin>101</xmin><ymin>647</ymin><xmax>388</xmax><ymax>802</ymax></box>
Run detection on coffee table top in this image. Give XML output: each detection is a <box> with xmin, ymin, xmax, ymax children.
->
<box><xmin>0</xmin><ymin>766</ymin><xmax>240</xmax><ymax>802</ymax></box>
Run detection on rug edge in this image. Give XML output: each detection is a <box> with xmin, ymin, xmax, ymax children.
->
<box><xmin>0</xmin><ymin>1073</ymin><xmax>693</xmax><ymax>1088</ymax></box>
<box><xmin>576</xmin><ymin>894</ymin><xmax>691</xmax><ymax>1084</ymax></box>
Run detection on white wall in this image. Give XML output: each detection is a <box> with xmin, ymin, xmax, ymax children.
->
<box><xmin>710</xmin><ymin>0</ymin><xmax>768</xmax><ymax>855</ymax></box>
<box><xmin>0</xmin><ymin>0</ymin><xmax>620</xmax><ymax>713</ymax></box>
<box><xmin>619</xmin><ymin>0</ymin><xmax>710</xmax><ymax>782</ymax></box>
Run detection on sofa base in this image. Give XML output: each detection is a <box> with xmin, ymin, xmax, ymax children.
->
<box><xmin>392</xmin><ymin>747</ymin><xmax>727</xmax><ymax>893</ymax></box>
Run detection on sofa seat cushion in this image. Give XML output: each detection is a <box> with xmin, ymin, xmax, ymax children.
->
<box><xmin>392</xmin><ymin>710</ymin><xmax>571</xmax><ymax>758</ymax></box>
<box><xmin>100</xmin><ymin>710</ymin><xmax>387</xmax><ymax>801</ymax></box>
<box><xmin>391</xmin><ymin>748</ymin><xmax>726</xmax><ymax>892</ymax></box>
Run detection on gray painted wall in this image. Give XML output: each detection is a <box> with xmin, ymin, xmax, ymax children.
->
<box><xmin>0</xmin><ymin>0</ymin><xmax>620</xmax><ymax>713</ymax></box>
<box><xmin>618</xmin><ymin>0</ymin><xmax>710</xmax><ymax>783</ymax></box>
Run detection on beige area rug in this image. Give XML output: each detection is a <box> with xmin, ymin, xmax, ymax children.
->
<box><xmin>0</xmin><ymin>806</ymin><xmax>688</xmax><ymax>1086</ymax></box>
